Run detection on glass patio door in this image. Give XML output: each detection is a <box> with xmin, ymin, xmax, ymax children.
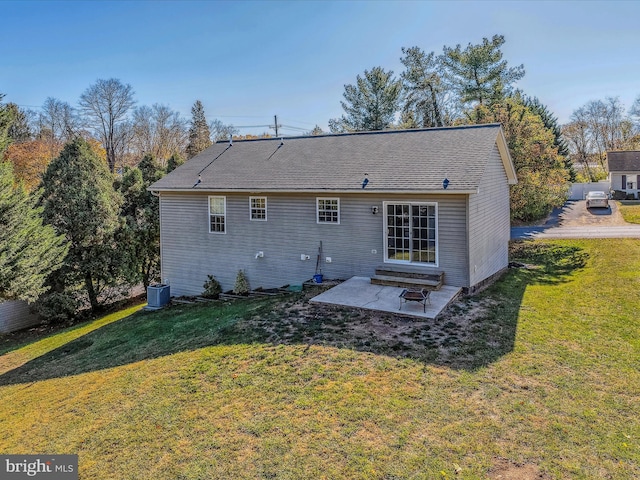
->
<box><xmin>385</xmin><ymin>203</ymin><xmax>437</xmax><ymax>264</ymax></box>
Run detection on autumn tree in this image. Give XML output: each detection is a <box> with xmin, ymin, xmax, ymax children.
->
<box><xmin>524</xmin><ymin>95</ymin><xmax>575</xmax><ymax>181</ymax></box>
<box><xmin>329</xmin><ymin>67</ymin><xmax>401</xmax><ymax>132</ymax></box>
<box><xmin>186</xmin><ymin>100</ymin><xmax>212</xmax><ymax>158</ymax></box>
<box><xmin>441</xmin><ymin>35</ymin><xmax>524</xmax><ymax>111</ymax></box>
<box><xmin>467</xmin><ymin>95</ymin><xmax>569</xmax><ymax>221</ymax></box>
<box><xmin>0</xmin><ymin>162</ymin><xmax>68</xmax><ymax>302</ymax></box>
<box><xmin>306</xmin><ymin>125</ymin><xmax>325</xmax><ymax>136</ymax></box>
<box><xmin>79</xmin><ymin>78</ymin><xmax>135</xmax><ymax>172</ymax></box>
<box><xmin>40</xmin><ymin>138</ymin><xmax>123</xmax><ymax>312</ymax></box>
<box><xmin>3</xmin><ymin>139</ymin><xmax>60</xmax><ymax>190</ymax></box>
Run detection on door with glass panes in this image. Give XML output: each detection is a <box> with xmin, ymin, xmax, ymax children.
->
<box><xmin>384</xmin><ymin>203</ymin><xmax>437</xmax><ymax>265</ymax></box>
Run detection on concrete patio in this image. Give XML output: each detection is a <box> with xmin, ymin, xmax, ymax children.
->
<box><xmin>310</xmin><ymin>276</ymin><xmax>462</xmax><ymax>320</ymax></box>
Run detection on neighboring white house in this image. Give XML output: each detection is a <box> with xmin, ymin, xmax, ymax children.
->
<box><xmin>608</xmin><ymin>150</ymin><xmax>640</xmax><ymax>198</ymax></box>
<box><xmin>149</xmin><ymin>124</ymin><xmax>517</xmax><ymax>296</ymax></box>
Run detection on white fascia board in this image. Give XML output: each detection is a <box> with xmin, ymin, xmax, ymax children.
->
<box><xmin>149</xmin><ymin>187</ymin><xmax>478</xmax><ymax>195</ymax></box>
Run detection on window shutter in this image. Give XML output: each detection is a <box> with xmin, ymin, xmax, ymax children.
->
<box><xmin>622</xmin><ymin>175</ymin><xmax>627</xmax><ymax>189</ymax></box>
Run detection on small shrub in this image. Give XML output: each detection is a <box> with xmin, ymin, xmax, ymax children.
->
<box><xmin>612</xmin><ymin>190</ymin><xmax>627</xmax><ymax>200</ymax></box>
<box><xmin>202</xmin><ymin>275</ymin><xmax>222</xmax><ymax>299</ymax></box>
<box><xmin>233</xmin><ymin>270</ymin><xmax>250</xmax><ymax>296</ymax></box>
<box><xmin>33</xmin><ymin>291</ymin><xmax>80</xmax><ymax>323</ymax></box>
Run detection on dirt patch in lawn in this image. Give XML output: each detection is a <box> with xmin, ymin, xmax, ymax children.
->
<box><xmin>232</xmin><ymin>288</ymin><xmax>514</xmax><ymax>369</ymax></box>
<box><xmin>488</xmin><ymin>458</ymin><xmax>551</xmax><ymax>479</ymax></box>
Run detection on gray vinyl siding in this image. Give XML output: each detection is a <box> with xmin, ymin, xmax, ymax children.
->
<box><xmin>467</xmin><ymin>145</ymin><xmax>511</xmax><ymax>287</ymax></box>
<box><xmin>0</xmin><ymin>300</ymin><xmax>40</xmax><ymax>333</ymax></box>
<box><xmin>611</xmin><ymin>172</ymin><xmax>640</xmax><ymax>190</ymax></box>
<box><xmin>159</xmin><ymin>192</ymin><xmax>469</xmax><ymax>296</ymax></box>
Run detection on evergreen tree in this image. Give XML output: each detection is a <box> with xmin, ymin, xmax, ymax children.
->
<box><xmin>441</xmin><ymin>35</ymin><xmax>525</xmax><ymax>109</ymax></box>
<box><xmin>166</xmin><ymin>152</ymin><xmax>185</xmax><ymax>173</ymax></box>
<box><xmin>0</xmin><ymin>162</ymin><xmax>68</xmax><ymax>302</ymax></box>
<box><xmin>6</xmin><ymin>103</ymin><xmax>32</xmax><ymax>143</ymax></box>
<box><xmin>116</xmin><ymin>154</ymin><xmax>164</xmax><ymax>289</ymax></box>
<box><xmin>524</xmin><ymin>95</ymin><xmax>576</xmax><ymax>181</ymax></box>
<box><xmin>0</xmin><ymin>94</ymin><xmax>15</xmax><ymax>156</ymax></box>
<box><xmin>400</xmin><ymin>46</ymin><xmax>450</xmax><ymax>127</ymax></box>
<box><xmin>329</xmin><ymin>67</ymin><xmax>401</xmax><ymax>132</ymax></box>
<box><xmin>186</xmin><ymin>100</ymin><xmax>212</xmax><ymax>158</ymax></box>
<box><xmin>40</xmin><ymin>138</ymin><xmax>123</xmax><ymax>311</ymax></box>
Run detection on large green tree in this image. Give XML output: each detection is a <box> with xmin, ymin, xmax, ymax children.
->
<box><xmin>0</xmin><ymin>162</ymin><xmax>68</xmax><ymax>302</ymax></box>
<box><xmin>116</xmin><ymin>154</ymin><xmax>165</xmax><ymax>289</ymax></box>
<box><xmin>166</xmin><ymin>152</ymin><xmax>185</xmax><ymax>173</ymax></box>
<box><xmin>400</xmin><ymin>46</ymin><xmax>450</xmax><ymax>128</ymax></box>
<box><xmin>441</xmin><ymin>35</ymin><xmax>524</xmax><ymax>109</ymax></box>
<box><xmin>40</xmin><ymin>138</ymin><xmax>123</xmax><ymax>311</ymax></box>
<box><xmin>186</xmin><ymin>100</ymin><xmax>212</xmax><ymax>158</ymax></box>
<box><xmin>0</xmin><ymin>94</ymin><xmax>15</xmax><ymax>156</ymax></box>
<box><xmin>6</xmin><ymin>103</ymin><xmax>32</xmax><ymax>143</ymax></box>
<box><xmin>329</xmin><ymin>66</ymin><xmax>401</xmax><ymax>132</ymax></box>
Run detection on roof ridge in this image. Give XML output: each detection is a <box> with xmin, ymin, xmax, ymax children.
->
<box><xmin>216</xmin><ymin>123</ymin><xmax>503</xmax><ymax>144</ymax></box>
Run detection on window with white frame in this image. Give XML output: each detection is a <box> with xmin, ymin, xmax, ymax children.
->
<box><xmin>250</xmin><ymin>197</ymin><xmax>267</xmax><ymax>221</ymax></box>
<box><xmin>209</xmin><ymin>196</ymin><xmax>226</xmax><ymax>233</ymax></box>
<box><xmin>317</xmin><ymin>197</ymin><xmax>340</xmax><ymax>224</ymax></box>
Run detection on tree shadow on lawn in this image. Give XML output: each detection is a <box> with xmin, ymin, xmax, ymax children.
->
<box><xmin>0</xmin><ymin>242</ymin><xmax>588</xmax><ymax>385</ymax></box>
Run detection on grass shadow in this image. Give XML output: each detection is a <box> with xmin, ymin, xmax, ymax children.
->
<box><xmin>0</xmin><ymin>241</ymin><xmax>587</xmax><ymax>384</ymax></box>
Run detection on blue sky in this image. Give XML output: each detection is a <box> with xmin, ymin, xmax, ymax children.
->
<box><xmin>2</xmin><ymin>0</ymin><xmax>639</xmax><ymax>136</ymax></box>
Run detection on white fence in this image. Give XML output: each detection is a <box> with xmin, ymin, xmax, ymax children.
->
<box><xmin>0</xmin><ymin>300</ymin><xmax>41</xmax><ymax>333</ymax></box>
<box><xmin>568</xmin><ymin>182</ymin><xmax>611</xmax><ymax>201</ymax></box>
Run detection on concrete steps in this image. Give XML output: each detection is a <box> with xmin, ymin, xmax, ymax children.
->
<box><xmin>370</xmin><ymin>266</ymin><xmax>444</xmax><ymax>290</ymax></box>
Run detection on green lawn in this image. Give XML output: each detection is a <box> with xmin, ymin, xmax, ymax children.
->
<box><xmin>1</xmin><ymin>239</ymin><xmax>639</xmax><ymax>479</ymax></box>
<box><xmin>618</xmin><ymin>200</ymin><xmax>640</xmax><ymax>224</ymax></box>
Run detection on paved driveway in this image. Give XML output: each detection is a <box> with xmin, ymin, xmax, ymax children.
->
<box><xmin>511</xmin><ymin>201</ymin><xmax>640</xmax><ymax>239</ymax></box>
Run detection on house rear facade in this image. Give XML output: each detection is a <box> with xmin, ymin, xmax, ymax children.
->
<box><xmin>149</xmin><ymin>124</ymin><xmax>517</xmax><ymax>296</ymax></box>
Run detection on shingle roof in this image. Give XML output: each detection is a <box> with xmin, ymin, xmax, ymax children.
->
<box><xmin>607</xmin><ymin>151</ymin><xmax>640</xmax><ymax>172</ymax></box>
<box><xmin>150</xmin><ymin>124</ymin><xmax>516</xmax><ymax>193</ymax></box>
